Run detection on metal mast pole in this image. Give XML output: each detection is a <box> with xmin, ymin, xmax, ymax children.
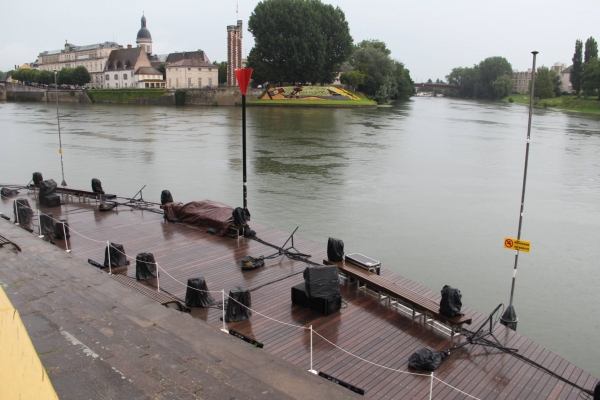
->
<box><xmin>501</xmin><ymin>51</ymin><xmax>538</xmax><ymax>331</ymax></box>
<box><xmin>54</xmin><ymin>71</ymin><xmax>67</xmax><ymax>187</ymax></box>
<box><xmin>242</xmin><ymin>93</ymin><xmax>247</xmax><ymax>213</ymax></box>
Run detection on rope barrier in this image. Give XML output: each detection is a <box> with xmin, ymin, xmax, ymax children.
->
<box><xmin>0</xmin><ymin>189</ymin><xmax>549</xmax><ymax>400</ymax></box>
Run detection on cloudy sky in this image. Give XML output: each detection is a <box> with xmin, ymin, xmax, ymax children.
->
<box><xmin>1</xmin><ymin>0</ymin><xmax>598</xmax><ymax>81</ymax></box>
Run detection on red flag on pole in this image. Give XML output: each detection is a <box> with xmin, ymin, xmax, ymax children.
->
<box><xmin>235</xmin><ymin>68</ymin><xmax>253</xmax><ymax>95</ymax></box>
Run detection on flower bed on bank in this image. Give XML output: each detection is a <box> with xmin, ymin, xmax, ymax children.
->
<box><xmin>251</xmin><ymin>86</ymin><xmax>375</xmax><ymax>106</ymax></box>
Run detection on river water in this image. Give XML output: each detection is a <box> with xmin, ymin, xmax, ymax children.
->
<box><xmin>1</xmin><ymin>99</ymin><xmax>599</xmax><ymax>377</ymax></box>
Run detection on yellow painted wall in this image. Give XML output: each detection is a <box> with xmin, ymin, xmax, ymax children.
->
<box><xmin>0</xmin><ymin>287</ymin><xmax>58</xmax><ymax>400</ymax></box>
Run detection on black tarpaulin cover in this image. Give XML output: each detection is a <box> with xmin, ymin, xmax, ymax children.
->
<box><xmin>303</xmin><ymin>264</ymin><xmax>340</xmax><ymax>299</ymax></box>
<box><xmin>162</xmin><ymin>200</ymin><xmax>234</xmax><ymax>236</ymax></box>
<box><xmin>327</xmin><ymin>237</ymin><xmax>344</xmax><ymax>262</ymax></box>
<box><xmin>241</xmin><ymin>256</ymin><xmax>265</xmax><ymax>270</ymax></box>
<box><xmin>161</xmin><ymin>190</ymin><xmax>173</xmax><ymax>206</ymax></box>
<box><xmin>33</xmin><ymin>172</ymin><xmax>43</xmax><ymax>185</ymax></box>
<box><xmin>232</xmin><ymin>207</ymin><xmax>249</xmax><ymax>227</ymax></box>
<box><xmin>135</xmin><ymin>252</ymin><xmax>157</xmax><ymax>280</ymax></box>
<box><xmin>91</xmin><ymin>178</ymin><xmax>104</xmax><ymax>193</ymax></box>
<box><xmin>185</xmin><ymin>278</ymin><xmax>216</xmax><ymax>307</ymax></box>
<box><xmin>1</xmin><ymin>188</ymin><xmax>19</xmax><ymax>197</ymax></box>
<box><xmin>39</xmin><ymin>179</ymin><xmax>57</xmax><ymax>198</ymax></box>
<box><xmin>439</xmin><ymin>285</ymin><xmax>463</xmax><ymax>317</ymax></box>
<box><xmin>104</xmin><ymin>242</ymin><xmax>130</xmax><ymax>268</ymax></box>
<box><xmin>408</xmin><ymin>348</ymin><xmax>449</xmax><ymax>371</ymax></box>
<box><xmin>13</xmin><ymin>199</ymin><xmax>33</xmax><ymax>224</ymax></box>
<box><xmin>99</xmin><ymin>201</ymin><xmax>117</xmax><ymax>212</ymax></box>
<box><xmin>40</xmin><ymin>212</ymin><xmax>54</xmax><ymax>236</ymax></box>
<box><xmin>225</xmin><ymin>286</ymin><xmax>252</xmax><ymax>322</ymax></box>
<box><xmin>54</xmin><ymin>220</ymin><xmax>70</xmax><ymax>239</ymax></box>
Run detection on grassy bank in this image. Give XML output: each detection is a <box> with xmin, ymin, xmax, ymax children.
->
<box><xmin>87</xmin><ymin>89</ymin><xmax>168</xmax><ymax>103</ymax></box>
<box><xmin>247</xmin><ymin>90</ymin><xmax>376</xmax><ymax>107</ymax></box>
<box><xmin>502</xmin><ymin>94</ymin><xmax>600</xmax><ymax>114</ymax></box>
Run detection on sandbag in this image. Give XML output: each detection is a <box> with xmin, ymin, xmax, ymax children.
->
<box><xmin>408</xmin><ymin>348</ymin><xmax>449</xmax><ymax>371</ymax></box>
<box><xmin>135</xmin><ymin>252</ymin><xmax>157</xmax><ymax>280</ymax></box>
<box><xmin>54</xmin><ymin>220</ymin><xmax>70</xmax><ymax>239</ymax></box>
<box><xmin>32</xmin><ymin>172</ymin><xmax>44</xmax><ymax>185</ymax></box>
<box><xmin>39</xmin><ymin>212</ymin><xmax>54</xmax><ymax>236</ymax></box>
<box><xmin>303</xmin><ymin>264</ymin><xmax>340</xmax><ymax>299</ymax></box>
<box><xmin>161</xmin><ymin>190</ymin><xmax>173</xmax><ymax>206</ymax></box>
<box><xmin>13</xmin><ymin>199</ymin><xmax>33</xmax><ymax>224</ymax></box>
<box><xmin>91</xmin><ymin>178</ymin><xmax>104</xmax><ymax>193</ymax></box>
<box><xmin>439</xmin><ymin>285</ymin><xmax>463</xmax><ymax>317</ymax></box>
<box><xmin>327</xmin><ymin>237</ymin><xmax>344</xmax><ymax>262</ymax></box>
<box><xmin>104</xmin><ymin>242</ymin><xmax>130</xmax><ymax>268</ymax></box>
<box><xmin>185</xmin><ymin>277</ymin><xmax>216</xmax><ymax>307</ymax></box>
<box><xmin>1</xmin><ymin>187</ymin><xmax>19</xmax><ymax>197</ymax></box>
<box><xmin>225</xmin><ymin>286</ymin><xmax>252</xmax><ymax>322</ymax></box>
<box><xmin>39</xmin><ymin>179</ymin><xmax>57</xmax><ymax>198</ymax></box>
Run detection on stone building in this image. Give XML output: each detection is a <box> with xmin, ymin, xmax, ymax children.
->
<box><xmin>513</xmin><ymin>69</ymin><xmax>532</xmax><ymax>94</ymax></box>
<box><xmin>227</xmin><ymin>20</ymin><xmax>243</xmax><ymax>86</ymax></box>
<box><xmin>561</xmin><ymin>66</ymin><xmax>573</xmax><ymax>93</ymax></box>
<box><xmin>104</xmin><ymin>46</ymin><xmax>164</xmax><ymax>88</ymax></box>
<box><xmin>36</xmin><ymin>41</ymin><xmax>119</xmax><ymax>87</ymax></box>
<box><xmin>165</xmin><ymin>59</ymin><xmax>218</xmax><ymax>89</ymax></box>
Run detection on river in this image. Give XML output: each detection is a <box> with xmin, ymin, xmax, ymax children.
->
<box><xmin>1</xmin><ymin>98</ymin><xmax>599</xmax><ymax>377</ymax></box>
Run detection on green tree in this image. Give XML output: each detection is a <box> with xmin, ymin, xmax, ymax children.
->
<box><xmin>36</xmin><ymin>70</ymin><xmax>53</xmax><ymax>85</ymax></box>
<box><xmin>549</xmin><ymin>69</ymin><xmax>562</xmax><ymax>97</ymax></box>
<box><xmin>57</xmin><ymin>68</ymin><xmax>74</xmax><ymax>85</ymax></box>
<box><xmin>491</xmin><ymin>74</ymin><xmax>513</xmax><ymax>99</ymax></box>
<box><xmin>352</xmin><ymin>40</ymin><xmax>396</xmax><ymax>103</ymax></box>
<box><xmin>534</xmin><ymin>67</ymin><xmax>554</xmax><ymax>100</ymax></box>
<box><xmin>247</xmin><ymin>0</ymin><xmax>353</xmax><ymax>85</ymax></box>
<box><xmin>476</xmin><ymin>56</ymin><xmax>512</xmax><ymax>99</ymax></box>
<box><xmin>392</xmin><ymin>61</ymin><xmax>414</xmax><ymax>101</ymax></box>
<box><xmin>571</xmin><ymin>39</ymin><xmax>583</xmax><ymax>94</ymax></box>
<box><xmin>582</xmin><ymin>58</ymin><xmax>600</xmax><ymax>99</ymax></box>
<box><xmin>213</xmin><ymin>61</ymin><xmax>227</xmax><ymax>85</ymax></box>
<box><xmin>339</xmin><ymin>69</ymin><xmax>365</xmax><ymax>91</ymax></box>
<box><xmin>584</xmin><ymin>37</ymin><xmax>598</xmax><ymax>63</ymax></box>
<box><xmin>446</xmin><ymin>66</ymin><xmax>478</xmax><ymax>98</ymax></box>
<box><xmin>72</xmin><ymin>66</ymin><xmax>91</xmax><ymax>86</ymax></box>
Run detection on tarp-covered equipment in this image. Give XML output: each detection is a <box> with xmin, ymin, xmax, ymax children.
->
<box><xmin>99</xmin><ymin>201</ymin><xmax>117</xmax><ymax>212</ymax></box>
<box><xmin>185</xmin><ymin>278</ymin><xmax>216</xmax><ymax>307</ymax></box>
<box><xmin>13</xmin><ymin>199</ymin><xmax>33</xmax><ymax>224</ymax></box>
<box><xmin>303</xmin><ymin>264</ymin><xmax>340</xmax><ymax>299</ymax></box>
<box><xmin>408</xmin><ymin>348</ymin><xmax>449</xmax><ymax>371</ymax></box>
<box><xmin>162</xmin><ymin>200</ymin><xmax>234</xmax><ymax>236</ymax></box>
<box><xmin>91</xmin><ymin>178</ymin><xmax>104</xmax><ymax>193</ymax></box>
<box><xmin>1</xmin><ymin>188</ymin><xmax>19</xmax><ymax>197</ymax></box>
<box><xmin>54</xmin><ymin>220</ymin><xmax>70</xmax><ymax>239</ymax></box>
<box><xmin>439</xmin><ymin>285</ymin><xmax>463</xmax><ymax>317</ymax></box>
<box><xmin>241</xmin><ymin>256</ymin><xmax>264</xmax><ymax>271</ymax></box>
<box><xmin>40</xmin><ymin>212</ymin><xmax>54</xmax><ymax>236</ymax></box>
<box><xmin>225</xmin><ymin>286</ymin><xmax>252</xmax><ymax>322</ymax></box>
<box><xmin>135</xmin><ymin>252</ymin><xmax>157</xmax><ymax>280</ymax></box>
<box><xmin>327</xmin><ymin>237</ymin><xmax>344</xmax><ymax>262</ymax></box>
<box><xmin>104</xmin><ymin>242</ymin><xmax>130</xmax><ymax>269</ymax></box>
<box><xmin>39</xmin><ymin>179</ymin><xmax>60</xmax><ymax>207</ymax></box>
<box><xmin>32</xmin><ymin>172</ymin><xmax>44</xmax><ymax>185</ymax></box>
<box><xmin>161</xmin><ymin>190</ymin><xmax>173</xmax><ymax>206</ymax></box>
<box><xmin>232</xmin><ymin>207</ymin><xmax>249</xmax><ymax>227</ymax></box>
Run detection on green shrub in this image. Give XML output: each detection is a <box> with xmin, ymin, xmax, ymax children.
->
<box><xmin>175</xmin><ymin>89</ymin><xmax>186</xmax><ymax>106</ymax></box>
<box><xmin>508</xmin><ymin>97</ymin><xmax>514</xmax><ymax>103</ymax></box>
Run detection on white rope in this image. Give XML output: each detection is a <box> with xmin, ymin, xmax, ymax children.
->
<box><xmin>433</xmin><ymin>377</ymin><xmax>482</xmax><ymax>400</ymax></box>
<box><xmin>224</xmin><ymin>292</ymin><xmax>310</xmax><ymax>330</ymax></box>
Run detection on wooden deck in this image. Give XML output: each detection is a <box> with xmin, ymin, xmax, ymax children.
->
<box><xmin>1</xmin><ymin>190</ymin><xmax>597</xmax><ymax>399</ymax></box>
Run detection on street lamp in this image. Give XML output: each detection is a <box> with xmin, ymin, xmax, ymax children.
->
<box><xmin>54</xmin><ymin>70</ymin><xmax>67</xmax><ymax>187</ymax></box>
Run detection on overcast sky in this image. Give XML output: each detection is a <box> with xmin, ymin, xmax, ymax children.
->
<box><xmin>1</xmin><ymin>0</ymin><xmax>598</xmax><ymax>81</ymax></box>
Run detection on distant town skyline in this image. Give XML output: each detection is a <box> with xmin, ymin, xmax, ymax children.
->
<box><xmin>1</xmin><ymin>0</ymin><xmax>598</xmax><ymax>80</ymax></box>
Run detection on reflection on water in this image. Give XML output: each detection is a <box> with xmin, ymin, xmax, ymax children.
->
<box><xmin>1</xmin><ymin>99</ymin><xmax>600</xmax><ymax>377</ymax></box>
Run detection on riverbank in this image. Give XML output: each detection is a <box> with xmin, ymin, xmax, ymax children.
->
<box><xmin>502</xmin><ymin>94</ymin><xmax>600</xmax><ymax>114</ymax></box>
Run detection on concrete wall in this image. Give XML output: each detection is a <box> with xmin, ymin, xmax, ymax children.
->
<box><xmin>186</xmin><ymin>87</ymin><xmax>262</xmax><ymax>106</ymax></box>
<box><xmin>0</xmin><ymin>82</ymin><xmax>91</xmax><ymax>103</ymax></box>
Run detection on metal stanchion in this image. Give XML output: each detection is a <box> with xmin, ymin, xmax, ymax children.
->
<box><xmin>429</xmin><ymin>372</ymin><xmax>434</xmax><ymax>400</ymax></box>
<box><xmin>63</xmin><ymin>222</ymin><xmax>70</xmax><ymax>253</ymax></box>
<box><xmin>156</xmin><ymin>263</ymin><xmax>160</xmax><ymax>293</ymax></box>
<box><xmin>221</xmin><ymin>290</ymin><xmax>228</xmax><ymax>333</ymax></box>
<box><xmin>106</xmin><ymin>241</ymin><xmax>112</xmax><ymax>274</ymax></box>
<box><xmin>38</xmin><ymin>210</ymin><xmax>43</xmax><ymax>238</ymax></box>
<box><xmin>309</xmin><ymin>325</ymin><xmax>317</xmax><ymax>374</ymax></box>
<box><xmin>14</xmin><ymin>201</ymin><xmax>20</xmax><ymax>226</ymax></box>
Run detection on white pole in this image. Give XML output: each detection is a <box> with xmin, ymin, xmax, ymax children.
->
<box><xmin>107</xmin><ymin>241</ymin><xmax>112</xmax><ymax>274</ymax></box>
<box><xmin>14</xmin><ymin>201</ymin><xmax>20</xmax><ymax>226</ymax></box>
<box><xmin>308</xmin><ymin>325</ymin><xmax>317</xmax><ymax>374</ymax></box>
<box><xmin>429</xmin><ymin>372</ymin><xmax>433</xmax><ymax>400</ymax></box>
<box><xmin>63</xmin><ymin>222</ymin><xmax>70</xmax><ymax>252</ymax></box>
<box><xmin>221</xmin><ymin>290</ymin><xmax>228</xmax><ymax>333</ymax></box>
<box><xmin>38</xmin><ymin>210</ymin><xmax>44</xmax><ymax>238</ymax></box>
<box><xmin>156</xmin><ymin>263</ymin><xmax>160</xmax><ymax>293</ymax></box>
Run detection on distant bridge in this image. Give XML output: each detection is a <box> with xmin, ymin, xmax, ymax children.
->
<box><xmin>413</xmin><ymin>83</ymin><xmax>460</xmax><ymax>91</ymax></box>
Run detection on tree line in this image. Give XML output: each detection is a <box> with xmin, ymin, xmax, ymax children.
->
<box><xmin>445</xmin><ymin>57</ymin><xmax>513</xmax><ymax>100</ymax></box>
<box><xmin>570</xmin><ymin>37</ymin><xmax>599</xmax><ymax>98</ymax></box>
<box><xmin>11</xmin><ymin>66</ymin><xmax>91</xmax><ymax>87</ymax></box>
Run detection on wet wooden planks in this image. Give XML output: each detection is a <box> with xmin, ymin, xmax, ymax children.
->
<box><xmin>0</xmin><ymin>192</ymin><xmax>597</xmax><ymax>400</ymax></box>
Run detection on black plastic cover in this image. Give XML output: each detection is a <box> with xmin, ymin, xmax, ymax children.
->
<box><xmin>54</xmin><ymin>220</ymin><xmax>70</xmax><ymax>239</ymax></box>
<box><xmin>1</xmin><ymin>188</ymin><xmax>19</xmax><ymax>197</ymax></box>
<box><xmin>232</xmin><ymin>207</ymin><xmax>248</xmax><ymax>227</ymax></box>
<box><xmin>91</xmin><ymin>178</ymin><xmax>104</xmax><ymax>193</ymax></box>
<box><xmin>225</xmin><ymin>286</ymin><xmax>252</xmax><ymax>322</ymax></box>
<box><xmin>13</xmin><ymin>199</ymin><xmax>33</xmax><ymax>224</ymax></box>
<box><xmin>185</xmin><ymin>277</ymin><xmax>216</xmax><ymax>307</ymax></box>
<box><xmin>241</xmin><ymin>256</ymin><xmax>264</xmax><ymax>271</ymax></box>
<box><xmin>104</xmin><ymin>242</ymin><xmax>130</xmax><ymax>268</ymax></box>
<box><xmin>408</xmin><ymin>348</ymin><xmax>449</xmax><ymax>371</ymax></box>
<box><xmin>327</xmin><ymin>237</ymin><xmax>344</xmax><ymax>262</ymax></box>
<box><xmin>39</xmin><ymin>179</ymin><xmax>57</xmax><ymax>198</ymax></box>
<box><xmin>594</xmin><ymin>381</ymin><xmax>600</xmax><ymax>400</ymax></box>
<box><xmin>33</xmin><ymin>172</ymin><xmax>44</xmax><ymax>185</ymax></box>
<box><xmin>303</xmin><ymin>264</ymin><xmax>340</xmax><ymax>299</ymax></box>
<box><xmin>439</xmin><ymin>285</ymin><xmax>463</xmax><ymax>317</ymax></box>
<box><xmin>161</xmin><ymin>190</ymin><xmax>173</xmax><ymax>206</ymax></box>
<box><xmin>40</xmin><ymin>212</ymin><xmax>54</xmax><ymax>236</ymax></box>
<box><xmin>135</xmin><ymin>252</ymin><xmax>157</xmax><ymax>280</ymax></box>
<box><xmin>99</xmin><ymin>201</ymin><xmax>117</xmax><ymax>212</ymax></box>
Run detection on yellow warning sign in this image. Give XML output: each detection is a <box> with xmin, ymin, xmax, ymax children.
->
<box><xmin>504</xmin><ymin>237</ymin><xmax>531</xmax><ymax>253</ymax></box>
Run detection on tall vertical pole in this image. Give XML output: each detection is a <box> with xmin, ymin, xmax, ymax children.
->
<box><xmin>501</xmin><ymin>51</ymin><xmax>538</xmax><ymax>331</ymax></box>
<box><xmin>242</xmin><ymin>93</ymin><xmax>247</xmax><ymax>214</ymax></box>
<box><xmin>309</xmin><ymin>325</ymin><xmax>317</xmax><ymax>374</ymax></box>
<box><xmin>54</xmin><ymin>71</ymin><xmax>67</xmax><ymax>187</ymax></box>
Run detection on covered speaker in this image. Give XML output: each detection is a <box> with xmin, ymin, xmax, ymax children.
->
<box><xmin>327</xmin><ymin>237</ymin><xmax>344</xmax><ymax>262</ymax></box>
<box><xmin>185</xmin><ymin>277</ymin><xmax>216</xmax><ymax>307</ymax></box>
<box><xmin>13</xmin><ymin>199</ymin><xmax>33</xmax><ymax>224</ymax></box>
<box><xmin>232</xmin><ymin>207</ymin><xmax>248</xmax><ymax>227</ymax></box>
<box><xmin>408</xmin><ymin>348</ymin><xmax>449</xmax><ymax>371</ymax></box>
<box><xmin>39</xmin><ymin>212</ymin><xmax>54</xmax><ymax>236</ymax></box>
<box><xmin>32</xmin><ymin>172</ymin><xmax>44</xmax><ymax>185</ymax></box>
<box><xmin>54</xmin><ymin>219</ymin><xmax>70</xmax><ymax>239</ymax></box>
<box><xmin>161</xmin><ymin>190</ymin><xmax>173</xmax><ymax>206</ymax></box>
<box><xmin>135</xmin><ymin>252</ymin><xmax>157</xmax><ymax>280</ymax></box>
<box><xmin>91</xmin><ymin>178</ymin><xmax>104</xmax><ymax>193</ymax></box>
<box><xmin>303</xmin><ymin>264</ymin><xmax>339</xmax><ymax>299</ymax></box>
<box><xmin>104</xmin><ymin>242</ymin><xmax>130</xmax><ymax>268</ymax></box>
<box><xmin>439</xmin><ymin>285</ymin><xmax>463</xmax><ymax>317</ymax></box>
<box><xmin>39</xmin><ymin>179</ymin><xmax>57</xmax><ymax>198</ymax></box>
<box><xmin>225</xmin><ymin>286</ymin><xmax>252</xmax><ymax>322</ymax></box>
<box><xmin>1</xmin><ymin>187</ymin><xmax>19</xmax><ymax>197</ymax></box>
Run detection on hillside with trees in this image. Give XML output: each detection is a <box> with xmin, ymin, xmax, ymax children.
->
<box><xmin>446</xmin><ymin>56</ymin><xmax>513</xmax><ymax>99</ymax></box>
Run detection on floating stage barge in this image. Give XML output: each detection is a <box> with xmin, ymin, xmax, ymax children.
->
<box><xmin>1</xmin><ymin>187</ymin><xmax>598</xmax><ymax>399</ymax></box>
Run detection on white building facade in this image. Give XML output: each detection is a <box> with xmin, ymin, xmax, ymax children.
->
<box><xmin>166</xmin><ymin>59</ymin><xmax>218</xmax><ymax>89</ymax></box>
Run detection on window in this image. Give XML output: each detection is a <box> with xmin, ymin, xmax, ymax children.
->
<box><xmin>176</xmin><ymin>78</ymin><xmax>179</xmax><ymax>87</ymax></box>
<box><xmin>114</xmin><ymin>74</ymin><xmax>118</xmax><ymax>80</ymax></box>
<box><xmin>169</xmin><ymin>79</ymin><xmax>171</xmax><ymax>87</ymax></box>
<box><xmin>198</xmin><ymin>78</ymin><xmax>201</xmax><ymax>87</ymax></box>
<box><xmin>188</xmin><ymin>78</ymin><xmax>191</xmax><ymax>87</ymax></box>
<box><xmin>208</xmin><ymin>68</ymin><xmax>212</xmax><ymax>72</ymax></box>
<box><xmin>198</xmin><ymin>68</ymin><xmax>201</xmax><ymax>71</ymax></box>
<box><xmin>123</xmin><ymin>74</ymin><xmax>127</xmax><ymax>80</ymax></box>
<box><xmin>106</xmin><ymin>83</ymin><xmax>110</xmax><ymax>88</ymax></box>
<box><xmin>188</xmin><ymin>68</ymin><xmax>191</xmax><ymax>71</ymax></box>
<box><xmin>116</xmin><ymin>83</ymin><xmax>119</xmax><ymax>89</ymax></box>
<box><xmin>208</xmin><ymin>78</ymin><xmax>212</xmax><ymax>87</ymax></box>
<box><xmin>131</xmin><ymin>71</ymin><xmax>133</xmax><ymax>77</ymax></box>
<box><xmin>105</xmin><ymin>74</ymin><xmax>109</xmax><ymax>80</ymax></box>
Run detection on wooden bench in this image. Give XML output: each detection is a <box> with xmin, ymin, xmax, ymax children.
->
<box><xmin>56</xmin><ymin>188</ymin><xmax>115</xmax><ymax>203</ymax></box>
<box><xmin>324</xmin><ymin>259</ymin><xmax>472</xmax><ymax>337</ymax></box>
